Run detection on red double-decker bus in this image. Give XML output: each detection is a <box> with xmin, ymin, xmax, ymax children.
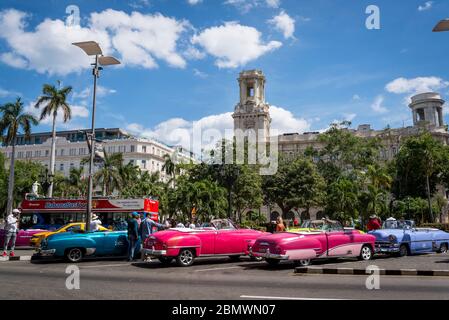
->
<box><xmin>19</xmin><ymin>195</ymin><xmax>159</xmax><ymax>230</ymax></box>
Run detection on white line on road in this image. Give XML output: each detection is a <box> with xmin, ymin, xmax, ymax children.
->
<box><xmin>80</xmin><ymin>263</ymin><xmax>131</xmax><ymax>269</ymax></box>
<box><xmin>240</xmin><ymin>295</ymin><xmax>344</xmax><ymax>300</ymax></box>
<box><xmin>195</xmin><ymin>266</ymin><xmax>242</xmax><ymax>272</ymax></box>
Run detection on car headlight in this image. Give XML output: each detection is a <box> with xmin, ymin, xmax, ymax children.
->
<box><xmin>388</xmin><ymin>235</ymin><xmax>397</xmax><ymax>242</ymax></box>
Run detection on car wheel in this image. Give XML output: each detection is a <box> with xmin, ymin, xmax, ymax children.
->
<box><xmin>294</xmin><ymin>259</ymin><xmax>311</xmax><ymax>267</ymax></box>
<box><xmin>398</xmin><ymin>244</ymin><xmax>409</xmax><ymax>257</ymax></box>
<box><xmin>266</xmin><ymin>258</ymin><xmax>280</xmax><ymax>266</ymax></box>
<box><xmin>158</xmin><ymin>257</ymin><xmax>174</xmax><ymax>265</ymax></box>
<box><xmin>359</xmin><ymin>245</ymin><xmax>373</xmax><ymax>261</ymax></box>
<box><xmin>438</xmin><ymin>244</ymin><xmax>448</xmax><ymax>254</ymax></box>
<box><xmin>176</xmin><ymin>249</ymin><xmax>195</xmax><ymax>267</ymax></box>
<box><xmin>229</xmin><ymin>255</ymin><xmax>241</xmax><ymax>262</ymax></box>
<box><xmin>66</xmin><ymin>248</ymin><xmax>84</xmax><ymax>263</ymax></box>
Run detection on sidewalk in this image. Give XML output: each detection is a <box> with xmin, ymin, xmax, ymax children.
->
<box><xmin>294</xmin><ymin>253</ymin><xmax>449</xmax><ymax>277</ymax></box>
<box><xmin>0</xmin><ymin>248</ymin><xmax>35</xmax><ymax>262</ymax></box>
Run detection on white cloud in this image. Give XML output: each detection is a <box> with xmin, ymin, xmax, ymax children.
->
<box><xmin>0</xmin><ymin>87</ymin><xmax>21</xmax><ymax>98</ymax></box>
<box><xmin>193</xmin><ymin>68</ymin><xmax>208</xmax><ymax>78</ymax></box>
<box><xmin>418</xmin><ymin>1</ymin><xmax>433</xmax><ymax>11</ymax></box>
<box><xmin>268</xmin><ymin>10</ymin><xmax>295</xmax><ymax>39</ymax></box>
<box><xmin>371</xmin><ymin>95</ymin><xmax>388</xmax><ymax>114</ymax></box>
<box><xmin>126</xmin><ymin>105</ymin><xmax>310</xmax><ymax>153</ymax></box>
<box><xmin>385</xmin><ymin>77</ymin><xmax>449</xmax><ymax>95</ymax></box>
<box><xmin>188</xmin><ymin>0</ymin><xmax>203</xmax><ymax>5</ymax></box>
<box><xmin>0</xmin><ymin>9</ymin><xmax>190</xmax><ymax>75</ymax></box>
<box><xmin>191</xmin><ymin>22</ymin><xmax>282</xmax><ymax>68</ymax></box>
<box><xmin>25</xmin><ymin>101</ymin><xmax>89</xmax><ymax>130</ymax></box>
<box><xmin>352</xmin><ymin>94</ymin><xmax>361</xmax><ymax>101</ymax></box>
<box><xmin>266</xmin><ymin>0</ymin><xmax>281</xmax><ymax>8</ymax></box>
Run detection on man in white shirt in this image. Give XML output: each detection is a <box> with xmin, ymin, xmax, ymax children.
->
<box><xmin>2</xmin><ymin>209</ymin><xmax>20</xmax><ymax>257</ymax></box>
<box><xmin>90</xmin><ymin>214</ymin><xmax>102</xmax><ymax>232</ymax></box>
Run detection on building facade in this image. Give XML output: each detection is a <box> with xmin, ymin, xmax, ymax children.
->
<box><xmin>0</xmin><ymin>128</ymin><xmax>195</xmax><ymax>183</ymax></box>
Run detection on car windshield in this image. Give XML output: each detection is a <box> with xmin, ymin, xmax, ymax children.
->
<box><xmin>300</xmin><ymin>219</ymin><xmax>343</xmax><ymax>231</ymax></box>
<box><xmin>211</xmin><ymin>219</ymin><xmax>237</xmax><ymax>230</ymax></box>
<box><xmin>383</xmin><ymin>220</ymin><xmax>415</xmax><ymax>229</ymax></box>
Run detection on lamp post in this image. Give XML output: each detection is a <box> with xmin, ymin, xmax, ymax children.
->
<box><xmin>72</xmin><ymin>41</ymin><xmax>120</xmax><ymax>232</ymax></box>
<box><xmin>38</xmin><ymin>168</ymin><xmax>53</xmax><ymax>197</ymax></box>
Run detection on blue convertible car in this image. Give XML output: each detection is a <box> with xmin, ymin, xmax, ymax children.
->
<box><xmin>369</xmin><ymin>218</ymin><xmax>449</xmax><ymax>256</ymax></box>
<box><xmin>33</xmin><ymin>230</ymin><xmax>139</xmax><ymax>262</ymax></box>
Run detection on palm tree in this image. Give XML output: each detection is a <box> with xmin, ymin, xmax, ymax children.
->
<box><xmin>93</xmin><ymin>150</ymin><xmax>123</xmax><ymax>196</ymax></box>
<box><xmin>0</xmin><ymin>98</ymin><xmax>38</xmax><ymax>216</ymax></box>
<box><xmin>162</xmin><ymin>153</ymin><xmax>180</xmax><ymax>186</ymax></box>
<box><xmin>34</xmin><ymin>82</ymin><xmax>72</xmax><ymax>197</ymax></box>
<box><xmin>365</xmin><ymin>164</ymin><xmax>392</xmax><ymax>216</ymax></box>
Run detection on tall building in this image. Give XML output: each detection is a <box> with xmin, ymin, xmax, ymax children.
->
<box><xmin>232</xmin><ymin>70</ymin><xmax>271</xmax><ymax>142</ymax></box>
<box><xmin>0</xmin><ymin>128</ymin><xmax>195</xmax><ymax>183</ymax></box>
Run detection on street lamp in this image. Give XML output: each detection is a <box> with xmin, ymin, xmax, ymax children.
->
<box><xmin>72</xmin><ymin>41</ymin><xmax>120</xmax><ymax>232</ymax></box>
<box><xmin>433</xmin><ymin>19</ymin><xmax>449</xmax><ymax>32</ymax></box>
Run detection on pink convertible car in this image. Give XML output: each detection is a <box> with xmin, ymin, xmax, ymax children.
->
<box><xmin>251</xmin><ymin>219</ymin><xmax>376</xmax><ymax>267</ymax></box>
<box><xmin>142</xmin><ymin>219</ymin><xmax>267</xmax><ymax>267</ymax></box>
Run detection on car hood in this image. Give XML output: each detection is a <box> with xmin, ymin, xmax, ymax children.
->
<box><xmin>368</xmin><ymin>229</ymin><xmax>405</xmax><ymax>240</ymax></box>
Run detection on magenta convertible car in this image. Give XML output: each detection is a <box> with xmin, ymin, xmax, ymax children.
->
<box><xmin>0</xmin><ymin>228</ymin><xmax>46</xmax><ymax>248</ymax></box>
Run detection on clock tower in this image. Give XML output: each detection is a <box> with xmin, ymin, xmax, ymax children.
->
<box><xmin>232</xmin><ymin>70</ymin><xmax>271</xmax><ymax>142</ymax></box>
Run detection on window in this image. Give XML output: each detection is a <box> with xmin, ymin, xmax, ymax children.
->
<box><xmin>142</xmin><ymin>146</ymin><xmax>147</xmax><ymax>153</ymax></box>
<box><xmin>130</xmin><ymin>145</ymin><xmax>135</xmax><ymax>153</ymax></box>
<box><xmin>119</xmin><ymin>145</ymin><xmax>126</xmax><ymax>153</ymax></box>
<box><xmin>129</xmin><ymin>159</ymin><xmax>134</xmax><ymax>165</ymax></box>
<box><xmin>152</xmin><ymin>147</ymin><xmax>155</xmax><ymax>154</ymax></box>
<box><xmin>142</xmin><ymin>160</ymin><xmax>147</xmax><ymax>169</ymax></box>
<box><xmin>17</xmin><ymin>152</ymin><xmax>23</xmax><ymax>159</ymax></box>
<box><xmin>70</xmin><ymin>148</ymin><xmax>76</xmax><ymax>156</ymax></box>
<box><xmin>59</xmin><ymin>163</ymin><xmax>64</xmax><ymax>171</ymax></box>
<box><xmin>34</xmin><ymin>150</ymin><xmax>41</xmax><ymax>157</ymax></box>
<box><xmin>417</xmin><ymin>109</ymin><xmax>425</xmax><ymax>122</ymax></box>
<box><xmin>60</xmin><ymin>149</ymin><xmax>64</xmax><ymax>156</ymax></box>
<box><xmin>45</xmin><ymin>150</ymin><xmax>49</xmax><ymax>157</ymax></box>
<box><xmin>70</xmin><ymin>163</ymin><xmax>74</xmax><ymax>169</ymax></box>
<box><xmin>26</xmin><ymin>151</ymin><xmax>32</xmax><ymax>158</ymax></box>
<box><xmin>79</xmin><ymin>148</ymin><xmax>86</xmax><ymax>155</ymax></box>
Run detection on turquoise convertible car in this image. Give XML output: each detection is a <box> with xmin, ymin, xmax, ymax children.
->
<box><xmin>33</xmin><ymin>229</ymin><xmax>139</xmax><ymax>262</ymax></box>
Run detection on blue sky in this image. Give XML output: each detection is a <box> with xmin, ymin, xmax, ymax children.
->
<box><xmin>1</xmin><ymin>0</ymin><xmax>449</xmax><ymax>150</ymax></box>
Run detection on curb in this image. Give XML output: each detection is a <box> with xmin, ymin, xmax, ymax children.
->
<box><xmin>0</xmin><ymin>256</ymin><xmax>32</xmax><ymax>262</ymax></box>
<box><xmin>294</xmin><ymin>266</ymin><xmax>449</xmax><ymax>277</ymax></box>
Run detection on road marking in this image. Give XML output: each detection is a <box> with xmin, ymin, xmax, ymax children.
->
<box><xmin>80</xmin><ymin>263</ymin><xmax>131</xmax><ymax>269</ymax></box>
<box><xmin>240</xmin><ymin>295</ymin><xmax>343</xmax><ymax>300</ymax></box>
<box><xmin>195</xmin><ymin>266</ymin><xmax>241</xmax><ymax>272</ymax></box>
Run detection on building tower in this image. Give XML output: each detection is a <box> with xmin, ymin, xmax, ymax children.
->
<box><xmin>409</xmin><ymin>92</ymin><xmax>445</xmax><ymax>127</ymax></box>
<box><xmin>232</xmin><ymin>70</ymin><xmax>271</xmax><ymax>141</ymax></box>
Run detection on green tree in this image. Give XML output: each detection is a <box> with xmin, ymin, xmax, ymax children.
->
<box><xmin>0</xmin><ymin>98</ymin><xmax>39</xmax><ymax>216</ymax></box>
<box><xmin>93</xmin><ymin>150</ymin><xmax>123</xmax><ymax>196</ymax></box>
<box><xmin>34</xmin><ymin>82</ymin><xmax>73</xmax><ymax>197</ymax></box>
<box><xmin>233</xmin><ymin>165</ymin><xmax>263</xmax><ymax>223</ymax></box>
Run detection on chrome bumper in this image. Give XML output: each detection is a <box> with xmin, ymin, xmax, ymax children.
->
<box><xmin>142</xmin><ymin>248</ymin><xmax>167</xmax><ymax>257</ymax></box>
<box><xmin>375</xmin><ymin>242</ymin><xmax>400</xmax><ymax>253</ymax></box>
<box><xmin>250</xmin><ymin>248</ymin><xmax>289</xmax><ymax>260</ymax></box>
<box><xmin>36</xmin><ymin>248</ymin><xmax>56</xmax><ymax>256</ymax></box>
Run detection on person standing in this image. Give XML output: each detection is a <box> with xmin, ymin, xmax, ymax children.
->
<box><xmin>2</xmin><ymin>209</ymin><xmax>20</xmax><ymax>257</ymax></box>
<box><xmin>90</xmin><ymin>214</ymin><xmax>102</xmax><ymax>232</ymax></box>
<box><xmin>275</xmin><ymin>216</ymin><xmax>286</xmax><ymax>233</ymax></box>
<box><xmin>140</xmin><ymin>213</ymin><xmax>165</xmax><ymax>242</ymax></box>
<box><xmin>127</xmin><ymin>212</ymin><xmax>140</xmax><ymax>262</ymax></box>
<box><xmin>367</xmin><ymin>215</ymin><xmax>382</xmax><ymax>231</ymax></box>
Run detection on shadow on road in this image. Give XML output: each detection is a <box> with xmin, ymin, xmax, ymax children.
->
<box><xmin>131</xmin><ymin>256</ymin><xmax>262</xmax><ymax>269</ymax></box>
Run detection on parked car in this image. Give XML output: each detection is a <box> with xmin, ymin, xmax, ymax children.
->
<box><xmin>0</xmin><ymin>228</ymin><xmax>46</xmax><ymax>248</ymax></box>
<box><xmin>369</xmin><ymin>217</ymin><xmax>449</xmax><ymax>256</ymax></box>
<box><xmin>33</xmin><ymin>229</ymin><xmax>138</xmax><ymax>262</ymax></box>
<box><xmin>30</xmin><ymin>222</ymin><xmax>108</xmax><ymax>247</ymax></box>
<box><xmin>142</xmin><ymin>219</ymin><xmax>267</xmax><ymax>267</ymax></box>
<box><xmin>251</xmin><ymin>219</ymin><xmax>376</xmax><ymax>266</ymax></box>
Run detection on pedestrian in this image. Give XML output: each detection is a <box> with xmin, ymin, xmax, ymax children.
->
<box><xmin>188</xmin><ymin>219</ymin><xmax>196</xmax><ymax>229</ymax></box>
<box><xmin>127</xmin><ymin>212</ymin><xmax>140</xmax><ymax>262</ymax></box>
<box><xmin>275</xmin><ymin>216</ymin><xmax>286</xmax><ymax>233</ymax></box>
<box><xmin>139</xmin><ymin>213</ymin><xmax>166</xmax><ymax>242</ymax></box>
<box><xmin>90</xmin><ymin>214</ymin><xmax>102</xmax><ymax>232</ymax></box>
<box><xmin>2</xmin><ymin>209</ymin><xmax>20</xmax><ymax>257</ymax></box>
<box><xmin>367</xmin><ymin>215</ymin><xmax>382</xmax><ymax>231</ymax></box>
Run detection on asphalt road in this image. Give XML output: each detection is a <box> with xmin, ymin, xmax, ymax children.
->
<box><xmin>1</xmin><ymin>255</ymin><xmax>449</xmax><ymax>300</ymax></box>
